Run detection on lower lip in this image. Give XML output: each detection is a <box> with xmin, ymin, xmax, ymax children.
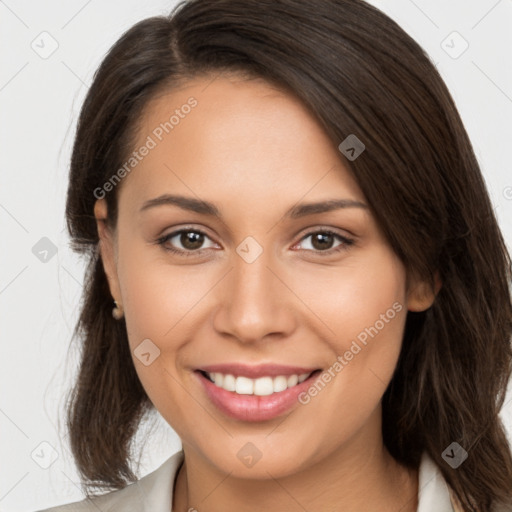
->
<box><xmin>195</xmin><ymin>370</ymin><xmax>321</xmax><ymax>422</ymax></box>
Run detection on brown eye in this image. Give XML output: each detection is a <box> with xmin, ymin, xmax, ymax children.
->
<box><xmin>157</xmin><ymin>228</ymin><xmax>218</xmax><ymax>256</ymax></box>
<box><xmin>179</xmin><ymin>231</ymin><xmax>205</xmax><ymax>250</ymax></box>
<box><xmin>296</xmin><ymin>229</ymin><xmax>354</xmax><ymax>255</ymax></box>
<box><xmin>310</xmin><ymin>232</ymin><xmax>335</xmax><ymax>251</ymax></box>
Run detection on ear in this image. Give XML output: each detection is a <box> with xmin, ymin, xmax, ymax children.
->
<box><xmin>407</xmin><ymin>271</ymin><xmax>442</xmax><ymax>312</ymax></box>
<box><xmin>94</xmin><ymin>199</ymin><xmax>122</xmax><ymax>306</ymax></box>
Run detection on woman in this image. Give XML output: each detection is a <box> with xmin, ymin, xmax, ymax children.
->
<box><xmin>38</xmin><ymin>0</ymin><xmax>512</xmax><ymax>511</ymax></box>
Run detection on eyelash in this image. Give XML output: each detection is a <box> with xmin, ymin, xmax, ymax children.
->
<box><xmin>155</xmin><ymin>227</ymin><xmax>354</xmax><ymax>258</ymax></box>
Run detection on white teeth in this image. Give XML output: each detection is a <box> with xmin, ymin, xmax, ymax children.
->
<box><xmin>223</xmin><ymin>374</ymin><xmax>236</xmax><ymax>392</ymax></box>
<box><xmin>213</xmin><ymin>373</ymin><xmax>224</xmax><ymax>387</ymax></box>
<box><xmin>287</xmin><ymin>374</ymin><xmax>298</xmax><ymax>387</ymax></box>
<box><xmin>254</xmin><ymin>377</ymin><xmax>274</xmax><ymax>396</ymax></box>
<box><xmin>205</xmin><ymin>371</ymin><xmax>314</xmax><ymax>395</ymax></box>
<box><xmin>273</xmin><ymin>376</ymin><xmax>288</xmax><ymax>393</ymax></box>
<box><xmin>235</xmin><ymin>376</ymin><xmax>254</xmax><ymax>395</ymax></box>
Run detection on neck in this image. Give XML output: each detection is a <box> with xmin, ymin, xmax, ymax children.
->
<box><xmin>173</xmin><ymin>422</ymin><xmax>418</xmax><ymax>512</ymax></box>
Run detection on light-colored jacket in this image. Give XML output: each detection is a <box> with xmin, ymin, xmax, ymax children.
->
<box><xmin>35</xmin><ymin>451</ymin><xmax>511</xmax><ymax>512</ymax></box>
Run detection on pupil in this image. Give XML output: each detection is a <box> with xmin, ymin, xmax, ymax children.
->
<box><xmin>178</xmin><ymin>232</ymin><xmax>335</xmax><ymax>251</ymax></box>
<box><xmin>312</xmin><ymin>233</ymin><xmax>333</xmax><ymax>250</ymax></box>
<box><xmin>181</xmin><ymin>231</ymin><xmax>204</xmax><ymax>250</ymax></box>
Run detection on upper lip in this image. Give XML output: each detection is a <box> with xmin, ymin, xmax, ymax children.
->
<box><xmin>197</xmin><ymin>363</ymin><xmax>320</xmax><ymax>379</ymax></box>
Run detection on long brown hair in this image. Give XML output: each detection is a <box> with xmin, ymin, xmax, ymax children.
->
<box><xmin>64</xmin><ymin>0</ymin><xmax>512</xmax><ymax>509</ymax></box>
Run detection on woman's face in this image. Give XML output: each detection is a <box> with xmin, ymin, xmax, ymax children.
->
<box><xmin>96</xmin><ymin>74</ymin><xmax>434</xmax><ymax>479</ymax></box>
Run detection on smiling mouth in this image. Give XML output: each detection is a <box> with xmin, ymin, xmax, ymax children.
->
<box><xmin>198</xmin><ymin>369</ymin><xmax>321</xmax><ymax>396</ymax></box>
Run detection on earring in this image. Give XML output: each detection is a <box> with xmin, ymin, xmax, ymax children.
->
<box><xmin>112</xmin><ymin>300</ymin><xmax>124</xmax><ymax>320</ymax></box>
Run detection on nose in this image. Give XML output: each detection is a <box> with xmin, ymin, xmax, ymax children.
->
<box><xmin>212</xmin><ymin>248</ymin><xmax>297</xmax><ymax>345</ymax></box>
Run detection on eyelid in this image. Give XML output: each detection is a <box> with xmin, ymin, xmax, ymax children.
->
<box><xmin>292</xmin><ymin>227</ymin><xmax>354</xmax><ymax>253</ymax></box>
<box><xmin>155</xmin><ymin>226</ymin><xmax>219</xmax><ymax>255</ymax></box>
<box><xmin>155</xmin><ymin>225</ymin><xmax>355</xmax><ymax>257</ymax></box>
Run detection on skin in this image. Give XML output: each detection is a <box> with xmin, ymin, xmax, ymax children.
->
<box><xmin>95</xmin><ymin>73</ymin><xmax>438</xmax><ymax>512</ymax></box>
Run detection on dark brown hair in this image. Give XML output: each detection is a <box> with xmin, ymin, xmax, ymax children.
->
<box><xmin>64</xmin><ymin>0</ymin><xmax>512</xmax><ymax>509</ymax></box>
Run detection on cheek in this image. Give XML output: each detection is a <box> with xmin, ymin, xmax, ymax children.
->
<box><xmin>115</xmin><ymin>249</ymin><xmax>199</xmax><ymax>433</ymax></box>
<box><xmin>286</xmin><ymin>244</ymin><xmax>407</xmax><ymax>347</ymax></box>
<box><xmin>114</xmin><ymin>239</ymin><xmax>219</xmax><ymax>426</ymax></box>
<box><xmin>116</xmin><ymin>228</ymin><xmax>407</xmax><ymax>424</ymax></box>
<box><xmin>287</xmin><ymin>247</ymin><xmax>408</xmax><ymax>422</ymax></box>
<box><xmin>116</xmin><ymin>241</ymin><xmax>206</xmax><ymax>346</ymax></box>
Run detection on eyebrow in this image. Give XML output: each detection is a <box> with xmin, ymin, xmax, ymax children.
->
<box><xmin>140</xmin><ymin>194</ymin><xmax>368</xmax><ymax>219</ymax></box>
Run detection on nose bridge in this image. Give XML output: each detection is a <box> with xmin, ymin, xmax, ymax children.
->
<box><xmin>233</xmin><ymin>249</ymin><xmax>273</xmax><ymax>307</ymax></box>
<box><xmin>212</xmin><ymin>240</ymin><xmax>295</xmax><ymax>343</ymax></box>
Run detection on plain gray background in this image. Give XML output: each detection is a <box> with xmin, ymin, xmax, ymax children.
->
<box><xmin>1</xmin><ymin>0</ymin><xmax>511</xmax><ymax>510</ymax></box>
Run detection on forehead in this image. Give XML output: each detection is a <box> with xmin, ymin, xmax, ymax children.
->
<box><xmin>121</xmin><ymin>74</ymin><xmax>365</xmax><ymax>213</ymax></box>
